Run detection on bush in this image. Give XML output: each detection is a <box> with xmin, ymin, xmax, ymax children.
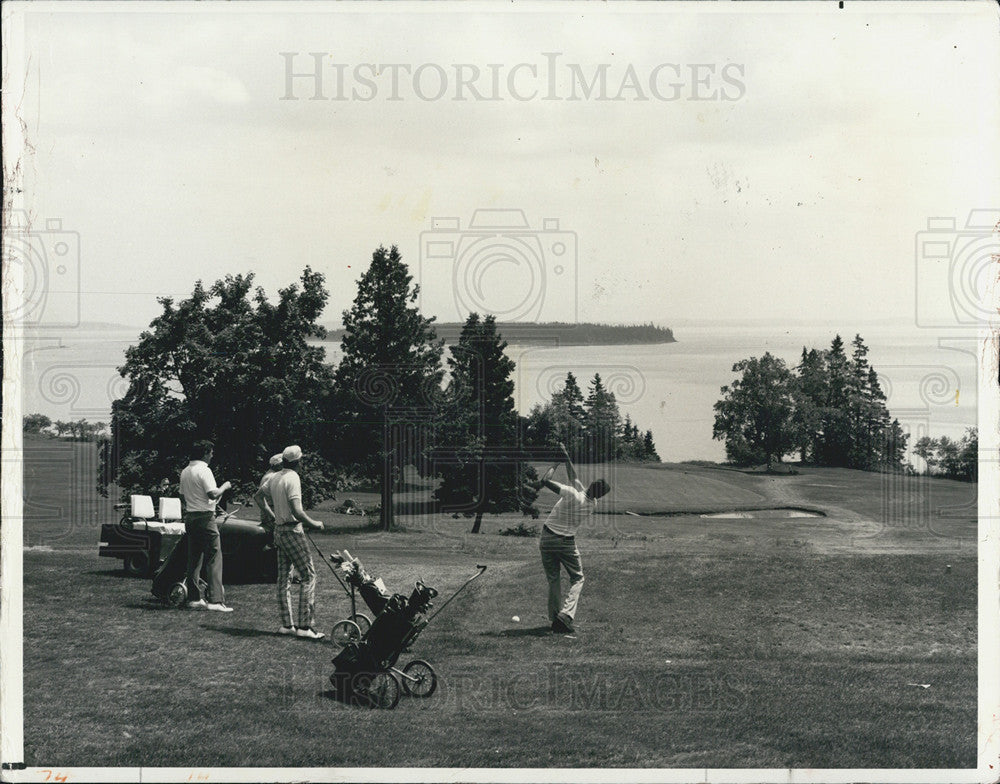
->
<box><xmin>499</xmin><ymin>523</ymin><xmax>538</xmax><ymax>538</ymax></box>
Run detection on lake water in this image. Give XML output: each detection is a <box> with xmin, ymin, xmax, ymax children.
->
<box><xmin>19</xmin><ymin>321</ymin><xmax>979</xmax><ymax>463</ymax></box>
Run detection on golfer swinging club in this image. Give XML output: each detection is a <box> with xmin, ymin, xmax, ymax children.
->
<box><xmin>527</xmin><ymin>442</ymin><xmax>610</xmax><ymax>635</ymax></box>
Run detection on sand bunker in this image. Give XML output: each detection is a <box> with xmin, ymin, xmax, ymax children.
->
<box><xmin>700</xmin><ymin>509</ymin><xmax>822</xmax><ymax>519</ymax></box>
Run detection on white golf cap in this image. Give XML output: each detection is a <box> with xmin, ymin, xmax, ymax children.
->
<box><xmin>269</xmin><ymin>454</ymin><xmax>283</xmax><ymax>468</ymax></box>
<box><xmin>282</xmin><ymin>445</ymin><xmax>303</xmax><ymax>462</ymax></box>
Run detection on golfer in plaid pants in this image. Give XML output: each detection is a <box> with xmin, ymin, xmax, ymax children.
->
<box><xmin>260</xmin><ymin>445</ymin><xmax>326</xmax><ymax>640</ymax></box>
<box><xmin>273</xmin><ymin>527</ymin><xmax>317</xmax><ymax>630</ymax></box>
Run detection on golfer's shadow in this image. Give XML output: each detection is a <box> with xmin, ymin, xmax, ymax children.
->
<box><xmin>483</xmin><ymin>625</ymin><xmax>553</xmax><ymax>638</ymax></box>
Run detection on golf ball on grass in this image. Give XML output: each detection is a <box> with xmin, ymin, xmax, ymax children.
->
<box><xmin>512</xmin><ymin>615</ymin><xmax>520</xmax><ymax>622</ymax></box>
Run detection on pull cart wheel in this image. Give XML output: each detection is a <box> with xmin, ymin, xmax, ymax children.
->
<box><xmin>366</xmin><ymin>671</ymin><xmax>401</xmax><ymax>710</ymax></box>
<box><xmin>401</xmin><ymin>660</ymin><xmax>437</xmax><ymax>698</ymax></box>
<box><xmin>351</xmin><ymin>613</ymin><xmax>372</xmax><ymax>636</ymax></box>
<box><xmin>123</xmin><ymin>552</ymin><xmax>150</xmax><ymax>577</ymax></box>
<box><xmin>330</xmin><ymin>619</ymin><xmax>363</xmax><ymax>647</ymax></box>
<box><xmin>167</xmin><ymin>582</ymin><xmax>188</xmax><ymax>608</ymax></box>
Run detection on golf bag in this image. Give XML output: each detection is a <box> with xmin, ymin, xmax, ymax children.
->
<box><xmin>334</xmin><ymin>550</ymin><xmax>394</xmax><ymax>616</ymax></box>
<box><xmin>330</xmin><ymin>582</ymin><xmax>438</xmax><ymax>697</ymax></box>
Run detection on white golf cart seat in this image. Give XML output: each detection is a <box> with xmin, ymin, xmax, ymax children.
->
<box><xmin>129</xmin><ymin>495</ymin><xmax>156</xmax><ymax>530</ymax></box>
<box><xmin>154</xmin><ymin>497</ymin><xmax>186</xmax><ymax>534</ymax></box>
<box><xmin>159</xmin><ymin>497</ymin><xmax>182</xmax><ymax>521</ymax></box>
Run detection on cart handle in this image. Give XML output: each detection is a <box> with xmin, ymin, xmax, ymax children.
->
<box><xmin>303</xmin><ymin>530</ymin><xmax>353</xmax><ymax>597</ymax></box>
<box><xmin>426</xmin><ymin>564</ymin><xmax>487</xmax><ymax>623</ymax></box>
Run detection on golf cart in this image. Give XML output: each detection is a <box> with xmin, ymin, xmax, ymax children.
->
<box><xmin>99</xmin><ymin>495</ymin><xmax>278</xmax><ymax>581</ymax></box>
<box><xmin>99</xmin><ymin>495</ymin><xmax>186</xmax><ymax>577</ymax></box>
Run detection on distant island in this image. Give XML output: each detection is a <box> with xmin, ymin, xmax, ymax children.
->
<box><xmin>321</xmin><ymin>322</ymin><xmax>676</xmax><ymax>346</ymax></box>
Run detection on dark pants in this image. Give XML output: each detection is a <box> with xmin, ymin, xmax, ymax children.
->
<box><xmin>185</xmin><ymin>511</ymin><xmax>224</xmax><ymax>604</ymax></box>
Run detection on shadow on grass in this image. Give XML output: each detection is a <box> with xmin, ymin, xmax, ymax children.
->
<box><xmin>319</xmin><ymin>688</ymin><xmax>384</xmax><ymax>711</ymax></box>
<box><xmin>83</xmin><ymin>568</ymin><xmax>141</xmax><ymax>579</ymax></box>
<box><xmin>200</xmin><ymin>624</ymin><xmax>302</xmax><ymax>639</ymax></box>
<box><xmin>124</xmin><ymin>601</ymin><xmax>175</xmax><ymax>611</ymax></box>
<box><xmin>482</xmin><ymin>625</ymin><xmax>554</xmax><ymax>638</ymax></box>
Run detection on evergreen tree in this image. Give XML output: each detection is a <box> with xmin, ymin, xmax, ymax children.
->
<box><xmin>618</xmin><ymin>413</ymin><xmax>640</xmax><ymax>460</ymax></box>
<box><xmin>549</xmin><ymin>372</ymin><xmax>587</xmax><ymax>458</ymax></box>
<box><xmin>792</xmin><ymin>347</ymin><xmax>828</xmax><ymax>462</ymax></box>
<box><xmin>846</xmin><ymin>334</ymin><xmax>870</xmax><ymax>467</ymax></box>
<box><xmin>881</xmin><ymin>418</ymin><xmax>910</xmax><ymax>471</ymax></box>
<box><xmin>584</xmin><ymin>373</ymin><xmax>621</xmax><ymax>462</ymax></box>
<box><xmin>864</xmin><ymin>365</ymin><xmax>892</xmax><ymax>469</ymax></box>
<box><xmin>642</xmin><ymin>429</ymin><xmax>660</xmax><ymax>461</ymax></box>
<box><xmin>523</xmin><ymin>373</ymin><xmax>658</xmax><ymax>464</ymax></box>
<box><xmin>433</xmin><ymin>314</ymin><xmax>538</xmax><ymax>533</ymax></box>
<box><xmin>818</xmin><ymin>335</ymin><xmax>852</xmax><ymax>466</ymax></box>
<box><xmin>332</xmin><ymin>245</ymin><xmax>445</xmax><ymax>530</ymax></box>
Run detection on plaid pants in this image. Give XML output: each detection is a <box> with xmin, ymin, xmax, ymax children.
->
<box><xmin>273</xmin><ymin>528</ymin><xmax>317</xmax><ymax>628</ymax></box>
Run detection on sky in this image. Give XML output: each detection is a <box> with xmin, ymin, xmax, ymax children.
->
<box><xmin>5</xmin><ymin>1</ymin><xmax>999</xmax><ymax>332</ymax></box>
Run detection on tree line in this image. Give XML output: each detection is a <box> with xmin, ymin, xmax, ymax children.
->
<box><xmin>712</xmin><ymin>335</ymin><xmax>909</xmax><ymax>471</ymax></box>
<box><xmin>523</xmin><ymin>372</ymin><xmax>660</xmax><ymax>464</ymax></box>
<box><xmin>914</xmin><ymin>428</ymin><xmax>977</xmax><ymax>482</ymax></box>
<box><xmin>23</xmin><ymin>413</ymin><xmax>107</xmax><ymax>441</ymax></box>
<box><xmin>98</xmin><ymin>246</ymin><xmax>661</xmax><ymax>532</ymax></box>
<box><xmin>325</xmin><ymin>321</ymin><xmax>676</xmax><ymax>346</ymax></box>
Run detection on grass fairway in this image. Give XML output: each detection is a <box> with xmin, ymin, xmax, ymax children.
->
<box><xmin>18</xmin><ymin>439</ymin><xmax>978</xmax><ymax>769</ymax></box>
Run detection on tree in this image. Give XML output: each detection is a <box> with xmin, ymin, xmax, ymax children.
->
<box><xmin>956</xmin><ymin>428</ymin><xmax>978</xmax><ymax>481</ymax></box>
<box><xmin>817</xmin><ymin>335</ymin><xmax>852</xmax><ymax>466</ymax></box>
<box><xmin>433</xmin><ymin>314</ymin><xmax>538</xmax><ymax>533</ymax></box>
<box><xmin>713</xmin><ymin>353</ymin><xmax>798</xmax><ymax>469</ymax></box>
<box><xmin>915</xmin><ymin>428</ymin><xmax>977</xmax><ymax>481</ymax></box>
<box><xmin>524</xmin><ymin>402</ymin><xmax>557</xmax><ymax>449</ymax></box>
<box><xmin>618</xmin><ymin>413</ymin><xmax>640</xmax><ymax>460</ymax></box>
<box><xmin>99</xmin><ymin>269</ymin><xmax>341</xmax><ymax>507</ymax></box>
<box><xmin>583</xmin><ymin>373</ymin><xmax>621</xmax><ymax>462</ymax></box>
<box><xmin>792</xmin><ymin>347</ymin><xmax>827</xmax><ymax>463</ymax></box>
<box><xmin>332</xmin><ymin>245</ymin><xmax>444</xmax><ymax>530</ymax></box>
<box><xmin>548</xmin><ymin>372</ymin><xmax>587</xmax><ymax>459</ymax></box>
<box><xmin>913</xmin><ymin>436</ymin><xmax>939</xmax><ymax>472</ymax></box>
<box><xmin>881</xmin><ymin>418</ymin><xmax>910</xmax><ymax>471</ymax></box>
<box><xmin>642</xmin><ymin>429</ymin><xmax>660</xmax><ymax>461</ymax></box>
<box><xmin>23</xmin><ymin>413</ymin><xmax>52</xmax><ymax>435</ymax></box>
